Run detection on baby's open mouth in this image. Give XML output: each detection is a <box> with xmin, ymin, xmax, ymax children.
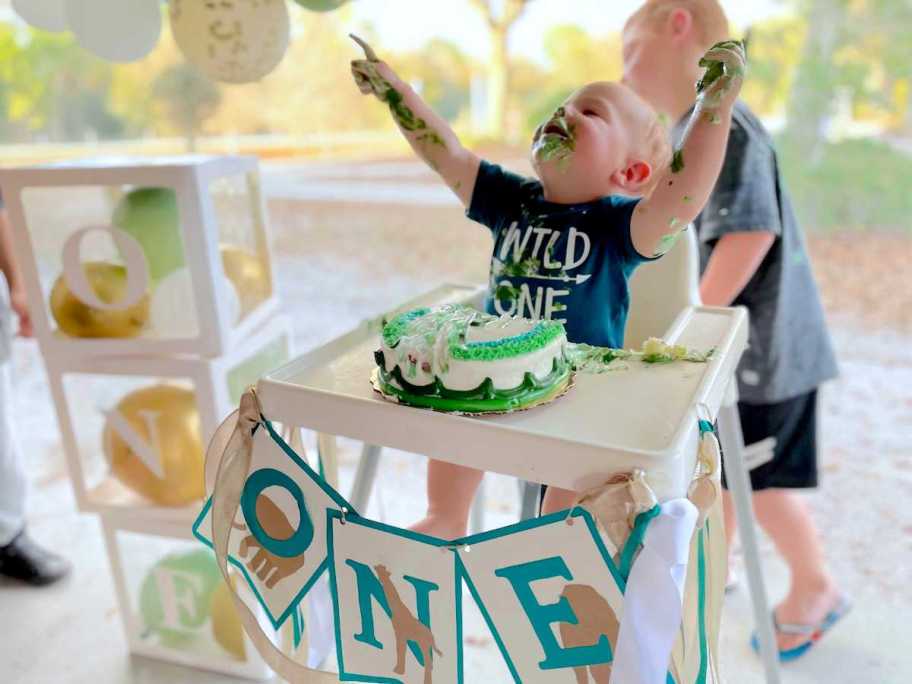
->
<box><xmin>543</xmin><ymin>121</ymin><xmax>569</xmax><ymax>139</ymax></box>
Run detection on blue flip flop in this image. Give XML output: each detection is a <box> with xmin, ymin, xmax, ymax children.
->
<box><xmin>750</xmin><ymin>596</ymin><xmax>852</xmax><ymax>662</ymax></box>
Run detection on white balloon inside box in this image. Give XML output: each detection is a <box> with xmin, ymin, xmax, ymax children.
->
<box><xmin>150</xmin><ymin>268</ymin><xmax>241</xmax><ymax>339</ymax></box>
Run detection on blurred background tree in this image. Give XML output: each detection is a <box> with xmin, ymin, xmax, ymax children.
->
<box><xmin>468</xmin><ymin>0</ymin><xmax>532</xmax><ymax>137</ymax></box>
<box><xmin>151</xmin><ymin>62</ymin><xmax>221</xmax><ymax>152</ymax></box>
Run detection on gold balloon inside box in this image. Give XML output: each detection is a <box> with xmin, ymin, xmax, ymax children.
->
<box><xmin>45</xmin><ymin>314</ymin><xmax>292</xmax><ymax>522</ymax></box>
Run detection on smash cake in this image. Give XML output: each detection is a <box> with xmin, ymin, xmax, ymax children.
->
<box><xmin>372</xmin><ymin>304</ymin><xmax>715</xmax><ymax>414</ymax></box>
<box><xmin>372</xmin><ymin>304</ymin><xmax>572</xmax><ymax>413</ymax></box>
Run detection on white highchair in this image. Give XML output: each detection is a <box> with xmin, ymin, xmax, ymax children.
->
<box><xmin>347</xmin><ymin>228</ymin><xmax>782</xmax><ymax>682</ymax></box>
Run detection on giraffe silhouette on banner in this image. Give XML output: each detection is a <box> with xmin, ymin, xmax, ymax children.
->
<box><xmin>559</xmin><ymin>583</ymin><xmax>621</xmax><ymax>683</ymax></box>
<box><xmin>375</xmin><ymin>564</ymin><xmax>443</xmax><ymax>684</ymax></box>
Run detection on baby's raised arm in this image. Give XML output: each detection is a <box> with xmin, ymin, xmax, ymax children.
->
<box><xmin>350</xmin><ymin>35</ymin><xmax>480</xmax><ymax>208</ymax></box>
<box><xmin>631</xmin><ymin>41</ymin><xmax>746</xmax><ymax>258</ymax></box>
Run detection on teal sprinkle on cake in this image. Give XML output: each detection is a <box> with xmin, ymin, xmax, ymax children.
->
<box><xmin>450</xmin><ymin>320</ymin><xmax>564</xmax><ymax>361</ymax></box>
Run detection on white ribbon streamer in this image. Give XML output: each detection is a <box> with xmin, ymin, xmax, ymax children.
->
<box><xmin>609</xmin><ymin>499</ymin><xmax>699</xmax><ymax>684</ymax></box>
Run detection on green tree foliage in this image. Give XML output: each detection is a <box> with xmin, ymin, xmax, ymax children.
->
<box><xmin>739</xmin><ymin>17</ymin><xmax>805</xmax><ymax>117</ymax></box>
<box><xmin>518</xmin><ymin>25</ymin><xmax>624</xmax><ymax>138</ymax></box>
<box><xmin>398</xmin><ymin>38</ymin><xmax>473</xmax><ymax>123</ymax></box>
<box><xmin>0</xmin><ymin>26</ymin><xmax>124</xmax><ymax>141</ymax></box>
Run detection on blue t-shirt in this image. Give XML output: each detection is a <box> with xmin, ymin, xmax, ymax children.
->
<box><xmin>467</xmin><ymin>161</ymin><xmax>656</xmax><ymax>348</ymax></box>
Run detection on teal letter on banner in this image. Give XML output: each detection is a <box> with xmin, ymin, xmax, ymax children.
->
<box><xmin>240</xmin><ymin>468</ymin><xmax>314</xmax><ymax>558</ymax></box>
<box><xmin>495</xmin><ymin>556</ymin><xmax>613</xmax><ymax>670</ymax></box>
<box><xmin>345</xmin><ymin>560</ymin><xmax>440</xmax><ymax>665</ymax></box>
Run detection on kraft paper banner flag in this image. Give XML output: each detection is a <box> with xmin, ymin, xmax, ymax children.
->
<box><xmin>456</xmin><ymin>508</ymin><xmax>663</xmax><ymax>684</ymax></box>
<box><xmin>194</xmin><ymin>419</ymin><xmax>352</xmax><ymax>629</ymax></box>
<box><xmin>327</xmin><ymin>510</ymin><xmax>462</xmax><ymax>684</ymax></box>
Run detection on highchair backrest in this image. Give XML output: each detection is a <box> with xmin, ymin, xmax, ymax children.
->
<box><xmin>624</xmin><ymin>226</ymin><xmax>701</xmax><ymax>349</ymax></box>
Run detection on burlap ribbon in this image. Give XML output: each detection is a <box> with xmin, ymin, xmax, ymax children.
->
<box><xmin>209</xmin><ymin>388</ymin><xmax>314</xmax><ymax>682</ymax></box>
<box><xmin>573</xmin><ymin>469</ymin><xmax>659</xmax><ymax>553</ymax></box>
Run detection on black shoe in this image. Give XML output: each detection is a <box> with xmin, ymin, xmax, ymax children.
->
<box><xmin>0</xmin><ymin>530</ymin><xmax>72</xmax><ymax>586</ymax></box>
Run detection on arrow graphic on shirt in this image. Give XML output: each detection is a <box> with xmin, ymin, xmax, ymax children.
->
<box><xmin>527</xmin><ymin>272</ymin><xmax>592</xmax><ymax>284</ymax></box>
<box><xmin>497</xmin><ymin>271</ymin><xmax>592</xmax><ymax>285</ymax></box>
<box><xmin>491</xmin><ymin>257</ymin><xmax>592</xmax><ymax>285</ymax></box>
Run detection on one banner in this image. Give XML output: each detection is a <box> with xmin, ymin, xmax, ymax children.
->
<box><xmin>456</xmin><ymin>507</ymin><xmax>652</xmax><ymax>684</ymax></box>
<box><xmin>198</xmin><ymin>390</ymin><xmax>722</xmax><ymax>683</ymax></box>
<box><xmin>194</xmin><ymin>418</ymin><xmax>352</xmax><ymax>629</ymax></box>
<box><xmin>327</xmin><ymin>510</ymin><xmax>462</xmax><ymax>684</ymax></box>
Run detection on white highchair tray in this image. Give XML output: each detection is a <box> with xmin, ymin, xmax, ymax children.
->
<box><xmin>257</xmin><ymin>284</ymin><xmax>747</xmax><ymax>500</ymax></box>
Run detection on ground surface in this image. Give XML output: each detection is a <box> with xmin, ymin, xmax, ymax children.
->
<box><xmin>1</xmin><ymin>159</ymin><xmax>910</xmax><ymax>683</ymax></box>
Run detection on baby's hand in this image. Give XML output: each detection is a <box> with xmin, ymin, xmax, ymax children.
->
<box><xmin>351</xmin><ymin>59</ymin><xmax>392</xmax><ymax>99</ymax></box>
<box><xmin>350</xmin><ymin>33</ymin><xmax>400</xmax><ymax>100</ymax></box>
<box><xmin>695</xmin><ymin>40</ymin><xmax>746</xmax><ymax>112</ymax></box>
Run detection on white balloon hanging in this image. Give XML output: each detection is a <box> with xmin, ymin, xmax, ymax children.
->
<box><xmin>66</xmin><ymin>0</ymin><xmax>162</xmax><ymax>63</ymax></box>
<box><xmin>11</xmin><ymin>0</ymin><xmax>68</xmax><ymax>32</ymax></box>
<box><xmin>169</xmin><ymin>0</ymin><xmax>291</xmax><ymax>84</ymax></box>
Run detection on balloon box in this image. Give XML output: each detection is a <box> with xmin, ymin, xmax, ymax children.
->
<box><xmin>100</xmin><ymin>514</ymin><xmax>302</xmax><ymax>679</ymax></box>
<box><xmin>46</xmin><ymin>314</ymin><xmax>292</xmax><ymax>523</ymax></box>
<box><xmin>0</xmin><ymin>156</ymin><xmax>277</xmax><ymax>359</ymax></box>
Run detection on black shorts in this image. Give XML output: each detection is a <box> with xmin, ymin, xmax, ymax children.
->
<box><xmin>722</xmin><ymin>389</ymin><xmax>819</xmax><ymax>491</ymax></box>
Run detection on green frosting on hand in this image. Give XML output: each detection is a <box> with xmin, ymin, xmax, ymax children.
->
<box><xmin>697</xmin><ymin>40</ymin><xmax>746</xmax><ymax>94</ymax></box>
<box><xmin>671</xmin><ymin>149</ymin><xmax>685</xmax><ymax>174</ymax></box>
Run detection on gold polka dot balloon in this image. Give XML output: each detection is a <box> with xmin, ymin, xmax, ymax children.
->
<box><xmin>169</xmin><ymin>0</ymin><xmax>291</xmax><ymax>85</ymax></box>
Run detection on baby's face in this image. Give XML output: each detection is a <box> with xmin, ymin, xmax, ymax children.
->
<box><xmin>531</xmin><ymin>82</ymin><xmax>651</xmax><ymax>200</ymax></box>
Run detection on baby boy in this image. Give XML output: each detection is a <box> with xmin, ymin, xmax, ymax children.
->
<box><xmin>351</xmin><ymin>36</ymin><xmax>745</xmax><ymax>536</ymax></box>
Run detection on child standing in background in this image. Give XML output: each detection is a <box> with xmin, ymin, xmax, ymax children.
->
<box><xmin>622</xmin><ymin>0</ymin><xmax>847</xmax><ymax>660</ymax></box>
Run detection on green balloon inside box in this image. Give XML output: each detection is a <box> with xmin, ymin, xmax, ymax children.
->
<box><xmin>138</xmin><ymin>549</ymin><xmax>221</xmax><ymax>648</ymax></box>
<box><xmin>112</xmin><ymin>187</ymin><xmax>184</xmax><ymax>284</ymax></box>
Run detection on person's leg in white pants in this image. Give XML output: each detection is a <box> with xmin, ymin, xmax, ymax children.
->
<box><xmin>0</xmin><ymin>284</ymin><xmax>70</xmax><ymax>585</ymax></box>
<box><xmin>0</xmin><ymin>358</ymin><xmax>27</xmax><ymax>546</ymax></box>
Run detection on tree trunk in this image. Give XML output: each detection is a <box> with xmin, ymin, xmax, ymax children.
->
<box><xmin>486</xmin><ymin>24</ymin><xmax>509</xmax><ymax>137</ymax></box>
<box><xmin>783</xmin><ymin>0</ymin><xmax>847</xmax><ymax>164</ymax></box>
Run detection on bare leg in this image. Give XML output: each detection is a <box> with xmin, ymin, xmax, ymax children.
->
<box><xmin>541</xmin><ymin>486</ymin><xmax>578</xmax><ymax>515</ymax></box>
<box><xmin>410</xmin><ymin>460</ymin><xmax>484</xmax><ymax>539</ymax></box>
<box><xmin>752</xmin><ymin>489</ymin><xmax>840</xmax><ymax>650</ymax></box>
